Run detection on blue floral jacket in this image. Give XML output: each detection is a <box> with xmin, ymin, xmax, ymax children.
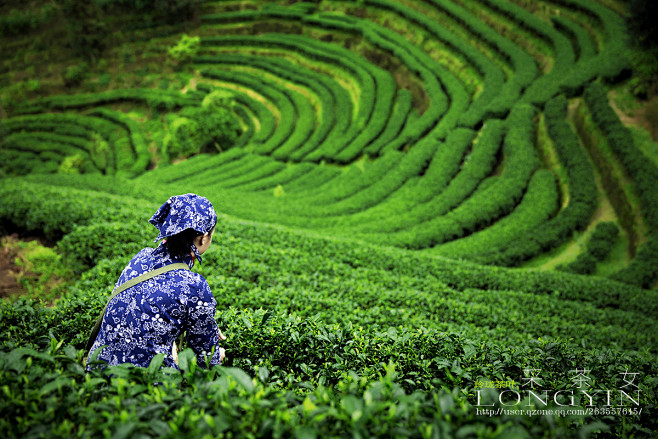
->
<box><xmin>87</xmin><ymin>244</ymin><xmax>222</xmax><ymax>370</ymax></box>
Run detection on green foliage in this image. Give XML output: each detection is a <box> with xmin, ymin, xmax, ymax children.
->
<box><xmin>5</xmin><ymin>336</ymin><xmax>645</xmax><ymax>438</ymax></box>
<box><xmin>12</xmin><ymin>88</ymin><xmax>200</xmax><ymax>115</ymax></box>
<box><xmin>587</xmin><ymin>222</ymin><xmax>620</xmax><ymax>261</ymax></box>
<box><xmin>0</xmin><ymin>306</ymin><xmax>656</xmax><ymax>437</ymax></box>
<box><xmin>60</xmin><ymin>0</ymin><xmax>106</xmax><ymax>62</ymax></box>
<box><xmin>90</xmin><ymin>133</ymin><xmax>110</xmax><ymax>171</ymax></box>
<box><xmin>2</xmin><ymin>0</ymin><xmax>658</xmax><ymax>434</ymax></box>
<box><xmin>167</xmin><ymin>34</ymin><xmax>201</xmax><ymax>67</ymax></box>
<box><xmin>163</xmin><ymin>116</ymin><xmax>203</xmax><ymax>160</ymax></box>
<box><xmin>1</xmin><ymin>237</ymin><xmax>74</xmax><ymax>304</ymax></box>
<box><xmin>57</xmin><ymin>221</ymin><xmax>148</xmax><ymax>273</ymax></box>
<box><xmin>62</xmin><ymin>63</ymin><xmax>89</xmax><ymax>88</ymax></box>
<box><xmin>163</xmin><ymin>93</ymin><xmax>241</xmax><ymax>161</ymax></box>
<box><xmin>1</xmin><ymin>179</ymin><xmax>658</xmax><ymax>437</ymax></box>
<box><xmin>627</xmin><ymin>47</ymin><xmax>658</xmax><ymax>98</ymax></box>
<box><xmin>558</xmin><ymin>222</ymin><xmax>620</xmax><ymax>275</ymax></box>
<box><xmin>0</xmin><ymin>5</ymin><xmax>56</xmax><ymax>37</ymax></box>
<box><xmin>57</xmin><ymin>154</ymin><xmax>85</xmax><ymax>175</ymax></box>
<box><xmin>585</xmin><ymin>82</ymin><xmax>658</xmax><ymax>287</ymax></box>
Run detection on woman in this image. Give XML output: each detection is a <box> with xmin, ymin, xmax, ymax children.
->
<box><xmin>86</xmin><ymin>193</ymin><xmax>226</xmax><ymax>370</ymax></box>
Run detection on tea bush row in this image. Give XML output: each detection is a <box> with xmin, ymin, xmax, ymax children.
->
<box><xmin>1</xmin><ymin>112</ymin><xmax>143</xmax><ymax>176</ymax></box>
<box><xmin>317</xmin><ymin>127</ymin><xmax>478</xmax><ymax>232</ymax></box>
<box><xmin>433</xmin><ymin>169</ymin><xmax>559</xmax><ymax>258</ymax></box>
<box><xmin>197</xmin><ymin>54</ymin><xmax>334</xmax><ymax>161</ymax></box>
<box><xmin>200</xmin><ymin>32</ymin><xmax>387</xmax><ymax>163</ymax></box>
<box><xmin>200</xmin><ymin>69</ymin><xmax>299</xmax><ymax>156</ymax></box>
<box><xmin>359</xmin><ymin>104</ymin><xmax>537</xmax><ymax>249</ymax></box>
<box><xmin>477</xmin><ymin>0</ymin><xmax>575</xmax><ymax>105</ymax></box>
<box><xmin>584</xmin><ymin>83</ymin><xmax>658</xmax><ymax>288</ymax></box>
<box><xmin>295</xmin><ymin>12</ymin><xmax>454</xmax><ymax>154</ymax></box>
<box><xmin>312</xmin><ymin>5</ymin><xmax>468</xmax><ymax>156</ymax></box>
<box><xmin>87</xmin><ymin>108</ymin><xmax>151</xmax><ymax>175</ymax></box>
<box><xmin>4</xmin><ymin>177</ymin><xmax>654</xmax><ymax>316</ymax></box>
<box><xmin>268</xmin><ymin>31</ymin><xmax>390</xmax><ymax>164</ymax></box>
<box><xmin>196</xmin><ymin>83</ymin><xmax>278</xmax><ymax>145</ymax></box>
<box><xmin>321</xmin><ymin>122</ymin><xmax>503</xmax><ymax>235</ymax></box>
<box><xmin>368</xmin><ymin>0</ymin><xmax>505</xmax><ymax>128</ymax></box>
<box><xmin>424</xmin><ymin>0</ymin><xmax>537</xmax><ymax>119</ymax></box>
<box><xmin>363</xmin><ymin>89</ymin><xmax>413</xmax><ymax>156</ymax></box>
<box><xmin>3</xmin><ymin>132</ymin><xmax>93</xmax><ymax>166</ymax></box>
<box><xmin>549</xmin><ymin>0</ymin><xmax>630</xmax><ymax>92</ymax></box>
<box><xmin>27</xmin><ymin>215</ymin><xmax>648</xmax><ymax>354</ymax></box>
<box><xmin>558</xmin><ymin>222</ymin><xmax>620</xmax><ymax>275</ymax></box>
<box><xmin>264</xmin><ymin>140</ymin><xmax>436</xmax><ymax>218</ymax></box>
<box><xmin>473</xmin><ymin>94</ymin><xmax>598</xmax><ymax>266</ymax></box>
<box><xmin>0</xmin><ymin>149</ymin><xmax>60</xmax><ymax>177</ymax></box>
<box><xmin>12</xmin><ymin>88</ymin><xmax>201</xmax><ymax>116</ymax></box>
<box><xmin>200</xmin><ymin>120</ymin><xmax>499</xmax><ymax>235</ymax></box>
<box><xmin>357</xmin><ymin>16</ymin><xmax>466</xmax><ymax>147</ymax></box>
<box><xmin>3</xmin><ymin>327</ymin><xmax>654</xmax><ymax>438</ymax></box>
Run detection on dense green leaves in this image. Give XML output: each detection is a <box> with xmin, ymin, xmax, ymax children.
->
<box><xmin>2</xmin><ymin>0</ymin><xmax>657</xmax><ymax>436</ymax></box>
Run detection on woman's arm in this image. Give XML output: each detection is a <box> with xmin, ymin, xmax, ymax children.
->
<box><xmin>185</xmin><ymin>280</ymin><xmax>226</xmax><ymax>368</ymax></box>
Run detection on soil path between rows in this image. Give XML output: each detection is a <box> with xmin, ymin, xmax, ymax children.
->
<box><xmin>0</xmin><ymin>235</ymin><xmax>40</xmax><ymax>299</ymax></box>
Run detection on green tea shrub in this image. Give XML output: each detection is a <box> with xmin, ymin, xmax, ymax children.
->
<box><xmin>195</xmin><ymin>92</ymin><xmax>242</xmax><ymax>150</ymax></box>
<box><xmin>58</xmin><ymin>154</ymin><xmax>85</xmax><ymax>175</ymax></box>
<box><xmin>57</xmin><ymin>221</ymin><xmax>148</xmax><ymax>273</ymax></box>
<box><xmin>0</xmin><ymin>304</ymin><xmax>656</xmax><ymax>437</ymax></box>
<box><xmin>168</xmin><ymin>34</ymin><xmax>201</xmax><ymax>67</ymax></box>
<box><xmin>162</xmin><ymin>96</ymin><xmax>241</xmax><ymax>161</ymax></box>
<box><xmin>0</xmin><ymin>180</ymin><xmax>153</xmax><ymax>241</ymax></box>
<box><xmin>163</xmin><ymin>116</ymin><xmax>203</xmax><ymax>160</ymax></box>
<box><xmin>584</xmin><ymin>82</ymin><xmax>658</xmax><ymax>287</ymax></box>
<box><xmin>62</xmin><ymin>63</ymin><xmax>89</xmax><ymax>88</ymax></box>
<box><xmin>14</xmin><ymin>88</ymin><xmax>199</xmax><ymax>115</ymax></box>
<box><xmin>90</xmin><ymin>133</ymin><xmax>110</xmax><ymax>171</ymax></box>
<box><xmin>587</xmin><ymin>222</ymin><xmax>620</xmax><ymax>261</ymax></box>
<box><xmin>476</xmin><ymin>95</ymin><xmax>598</xmax><ymax>265</ymax></box>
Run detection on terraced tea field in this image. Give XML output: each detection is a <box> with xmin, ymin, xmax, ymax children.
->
<box><xmin>1</xmin><ymin>0</ymin><xmax>657</xmax><ymax>437</ymax></box>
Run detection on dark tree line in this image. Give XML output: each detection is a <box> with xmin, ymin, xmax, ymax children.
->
<box><xmin>62</xmin><ymin>0</ymin><xmax>201</xmax><ymax>63</ymax></box>
<box><xmin>625</xmin><ymin>0</ymin><xmax>658</xmax><ymax>97</ymax></box>
<box><xmin>626</xmin><ymin>0</ymin><xmax>658</xmax><ymax>49</ymax></box>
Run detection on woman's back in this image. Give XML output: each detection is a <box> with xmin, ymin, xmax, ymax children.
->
<box><xmin>86</xmin><ymin>193</ymin><xmax>224</xmax><ymax>370</ymax></box>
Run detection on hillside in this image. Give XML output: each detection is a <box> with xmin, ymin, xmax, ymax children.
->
<box><xmin>1</xmin><ymin>0</ymin><xmax>657</xmax><ymax>437</ymax></box>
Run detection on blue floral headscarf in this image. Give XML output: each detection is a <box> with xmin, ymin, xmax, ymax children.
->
<box><xmin>149</xmin><ymin>194</ymin><xmax>217</xmax><ymax>263</ymax></box>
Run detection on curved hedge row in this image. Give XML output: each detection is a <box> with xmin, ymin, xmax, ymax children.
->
<box><xmin>336</xmin><ymin>120</ymin><xmax>504</xmax><ymax>235</ymax></box>
<box><xmin>1</xmin><ymin>0</ymin><xmax>647</xmax><ymax>282</ymax></box>
<box><xmin>357</xmin><ymin>104</ymin><xmax>537</xmax><ymax>249</ymax></box>
<box><xmin>558</xmin><ymin>221</ymin><xmax>620</xmax><ymax>275</ymax></box>
<box><xmin>12</xmin><ymin>88</ymin><xmax>201</xmax><ymax>116</ymax></box>
<box><xmin>199</xmin><ymin>32</ymin><xmax>391</xmax><ymax>163</ymax></box>
<box><xmin>476</xmin><ymin>0</ymin><xmax>575</xmax><ymax>105</ymax></box>
<box><xmin>196</xmin><ymin>54</ymin><xmax>338</xmax><ymax>161</ymax></box>
<box><xmin>363</xmin><ymin>0</ymin><xmax>503</xmax><ymax>129</ymax></box>
<box><xmin>433</xmin><ymin>169</ymin><xmax>559</xmax><ymax>258</ymax></box>
<box><xmin>584</xmin><ymin>83</ymin><xmax>658</xmax><ymax>287</ymax></box>
<box><xmin>425</xmin><ymin>0</ymin><xmax>537</xmax><ymax>119</ymax></box>
<box><xmin>200</xmin><ymin>69</ymin><xmax>297</xmax><ymax>156</ymax></box>
<box><xmin>0</xmin><ymin>113</ymin><xmax>132</xmax><ymax>176</ymax></box>
<box><xmin>87</xmin><ymin>108</ymin><xmax>151</xmax><ymax>175</ymax></box>
<box><xmin>474</xmin><ymin>94</ymin><xmax>598</xmax><ymax>266</ymax></box>
<box><xmin>319</xmin><ymin>128</ymin><xmax>478</xmax><ymax>232</ymax></box>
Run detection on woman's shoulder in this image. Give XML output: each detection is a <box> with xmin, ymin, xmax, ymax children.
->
<box><xmin>176</xmin><ymin>269</ymin><xmax>209</xmax><ymax>288</ymax></box>
<box><xmin>115</xmin><ymin>247</ymin><xmax>156</xmax><ymax>284</ymax></box>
